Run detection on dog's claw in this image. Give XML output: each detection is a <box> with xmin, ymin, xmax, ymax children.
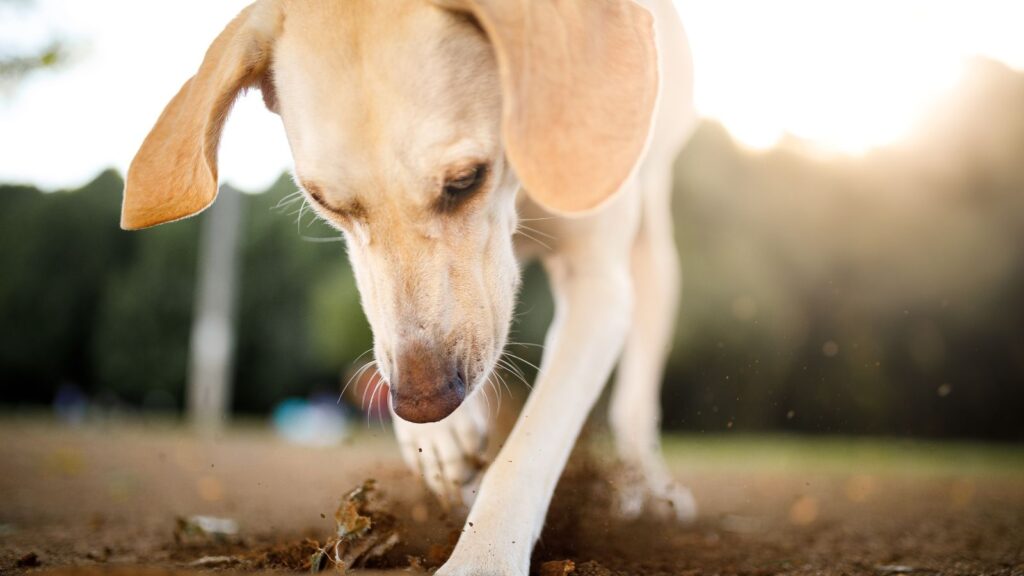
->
<box><xmin>393</xmin><ymin>392</ymin><xmax>489</xmax><ymax>509</ymax></box>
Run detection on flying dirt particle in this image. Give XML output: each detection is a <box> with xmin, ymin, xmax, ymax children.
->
<box><xmin>788</xmin><ymin>495</ymin><xmax>819</xmax><ymax>525</ymax></box>
<box><xmin>937</xmin><ymin>383</ymin><xmax>952</xmax><ymax>397</ymax></box>
<box><xmin>540</xmin><ymin>559</ymin><xmax>576</xmax><ymax>575</ymax></box>
<box><xmin>786</xmin><ymin>410</ymin><xmax>796</xmax><ymax>420</ymax></box>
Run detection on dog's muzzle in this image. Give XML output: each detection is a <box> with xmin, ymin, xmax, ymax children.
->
<box><xmin>390</xmin><ymin>344</ymin><xmax>466</xmax><ymax>423</ymax></box>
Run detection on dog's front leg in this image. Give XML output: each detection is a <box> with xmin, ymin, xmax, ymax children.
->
<box><xmin>437</xmin><ymin>248</ymin><xmax>634</xmax><ymax>576</ymax></box>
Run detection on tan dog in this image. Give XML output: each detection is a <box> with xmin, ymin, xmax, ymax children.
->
<box><xmin>123</xmin><ymin>1</ymin><xmax>696</xmax><ymax>573</ymax></box>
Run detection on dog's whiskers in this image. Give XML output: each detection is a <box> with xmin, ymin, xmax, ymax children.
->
<box><xmin>503</xmin><ymin>350</ymin><xmax>542</xmax><ymax>373</ymax></box>
<box><xmin>354</xmin><ymin>359</ymin><xmax>383</xmax><ymax>418</ymax></box>
<box><xmin>480</xmin><ymin>381</ymin><xmax>492</xmax><ymax>416</ymax></box>
<box><xmin>300</xmin><ymin>234</ymin><xmax>345</xmax><ymax>243</ymax></box>
<box><xmin>364</xmin><ymin>370</ymin><xmax>389</xmax><ymax>428</ymax></box>
<box><xmin>510</xmin><ymin>304</ymin><xmax>538</xmax><ymax>321</ymax></box>
<box><xmin>494</xmin><ymin>370</ymin><xmax>513</xmax><ymax>407</ymax></box>
<box><xmin>272</xmin><ymin>190</ymin><xmax>305</xmax><ymax>211</ymax></box>
<box><xmin>495</xmin><ymin>355</ymin><xmax>527</xmax><ymax>380</ymax></box>
<box><xmin>514</xmin><ymin>228</ymin><xmax>552</xmax><ymax>250</ymax></box>
<box><xmin>496</xmin><ymin>357</ymin><xmax>533</xmax><ymax>390</ymax></box>
<box><xmin>339</xmin><ymin>349</ymin><xmax>375</xmax><ymax>402</ymax></box>
<box><xmin>296</xmin><ymin>199</ymin><xmax>308</xmax><ymax>233</ymax></box>
<box><xmin>341</xmin><ymin>360</ymin><xmax>376</xmax><ymax>408</ymax></box>
<box><xmin>517</xmin><ymin>224</ymin><xmax>555</xmax><ymax>240</ymax></box>
<box><xmin>370</xmin><ymin>372</ymin><xmax>389</xmax><ymax>430</ymax></box>
<box><xmin>487</xmin><ymin>372</ymin><xmax>502</xmax><ymax>414</ymax></box>
<box><xmin>507</xmin><ymin>340</ymin><xmax>545</xmax><ymax>350</ymax></box>
<box><xmin>498</xmin><ymin>361</ymin><xmax>534</xmax><ymax>390</ymax></box>
<box><xmin>386</xmin><ymin>390</ymin><xmax>394</xmax><ymax>425</ymax></box>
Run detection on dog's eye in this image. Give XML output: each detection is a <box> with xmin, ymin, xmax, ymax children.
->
<box><xmin>436</xmin><ymin>163</ymin><xmax>488</xmax><ymax>214</ymax></box>
<box><xmin>444</xmin><ymin>164</ymin><xmax>487</xmax><ymax>198</ymax></box>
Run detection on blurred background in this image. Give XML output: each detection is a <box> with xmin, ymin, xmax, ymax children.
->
<box><xmin>1</xmin><ymin>0</ymin><xmax>1023</xmax><ymax>441</ymax></box>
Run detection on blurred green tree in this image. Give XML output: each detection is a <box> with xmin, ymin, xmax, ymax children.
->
<box><xmin>91</xmin><ymin>205</ymin><xmax>198</xmax><ymax>408</ymax></box>
<box><xmin>0</xmin><ymin>171</ymin><xmax>126</xmax><ymax>402</ymax></box>
<box><xmin>232</xmin><ymin>176</ymin><xmax>356</xmax><ymax>412</ymax></box>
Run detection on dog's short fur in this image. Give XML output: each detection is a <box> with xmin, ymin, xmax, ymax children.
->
<box><xmin>123</xmin><ymin>1</ymin><xmax>696</xmax><ymax>573</ymax></box>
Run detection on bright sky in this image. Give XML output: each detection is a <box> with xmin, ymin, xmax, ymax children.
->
<box><xmin>1</xmin><ymin>0</ymin><xmax>1022</xmax><ymax>192</ymax></box>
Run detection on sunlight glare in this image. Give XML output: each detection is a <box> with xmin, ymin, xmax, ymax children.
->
<box><xmin>674</xmin><ymin>0</ymin><xmax>1024</xmax><ymax>154</ymax></box>
<box><xmin>1</xmin><ymin>1</ymin><xmax>1023</xmax><ymax>190</ymax></box>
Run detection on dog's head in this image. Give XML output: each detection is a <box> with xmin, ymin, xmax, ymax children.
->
<box><xmin>122</xmin><ymin>0</ymin><xmax>658</xmax><ymax>423</ymax></box>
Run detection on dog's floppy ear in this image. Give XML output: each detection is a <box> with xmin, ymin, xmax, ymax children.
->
<box><xmin>438</xmin><ymin>0</ymin><xmax>659</xmax><ymax>215</ymax></box>
<box><xmin>121</xmin><ymin>2</ymin><xmax>282</xmax><ymax>230</ymax></box>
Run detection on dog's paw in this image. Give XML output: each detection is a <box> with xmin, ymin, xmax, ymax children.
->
<box><xmin>613</xmin><ymin>468</ymin><xmax>697</xmax><ymax>523</ymax></box>
<box><xmin>392</xmin><ymin>392</ymin><xmax>489</xmax><ymax>508</ymax></box>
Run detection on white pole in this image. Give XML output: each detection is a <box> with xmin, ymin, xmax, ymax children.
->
<box><xmin>187</xmin><ymin>185</ymin><xmax>244</xmax><ymax>435</ymax></box>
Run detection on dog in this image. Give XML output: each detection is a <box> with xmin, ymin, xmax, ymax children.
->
<box><xmin>122</xmin><ymin>1</ymin><xmax>696</xmax><ymax>573</ymax></box>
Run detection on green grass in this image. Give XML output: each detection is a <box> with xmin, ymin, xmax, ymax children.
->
<box><xmin>660</xmin><ymin>434</ymin><xmax>1024</xmax><ymax>476</ymax></box>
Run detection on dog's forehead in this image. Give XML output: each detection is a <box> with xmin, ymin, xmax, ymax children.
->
<box><xmin>273</xmin><ymin>0</ymin><xmax>501</xmax><ymax>203</ymax></box>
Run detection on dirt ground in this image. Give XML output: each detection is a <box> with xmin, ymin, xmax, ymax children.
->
<box><xmin>1</xmin><ymin>417</ymin><xmax>1022</xmax><ymax>576</ymax></box>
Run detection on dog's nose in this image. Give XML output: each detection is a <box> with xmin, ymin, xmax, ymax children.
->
<box><xmin>390</xmin><ymin>345</ymin><xmax>466</xmax><ymax>423</ymax></box>
<box><xmin>391</xmin><ymin>373</ymin><xmax>465</xmax><ymax>423</ymax></box>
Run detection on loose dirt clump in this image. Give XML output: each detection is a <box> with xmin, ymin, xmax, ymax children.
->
<box><xmin>539</xmin><ymin>559</ymin><xmax>576</xmax><ymax>575</ymax></box>
<box><xmin>16</xmin><ymin>552</ymin><xmax>41</xmax><ymax>568</ymax></box>
<box><xmin>165</xmin><ymin>479</ymin><xmax>404</xmax><ymax>574</ymax></box>
<box><xmin>251</xmin><ymin>480</ymin><xmax>401</xmax><ymax>573</ymax></box>
<box><xmin>249</xmin><ymin>538</ymin><xmax>323</xmax><ymax>571</ymax></box>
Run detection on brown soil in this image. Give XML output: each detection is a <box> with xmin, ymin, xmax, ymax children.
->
<box><xmin>1</xmin><ymin>419</ymin><xmax>1022</xmax><ymax>576</ymax></box>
